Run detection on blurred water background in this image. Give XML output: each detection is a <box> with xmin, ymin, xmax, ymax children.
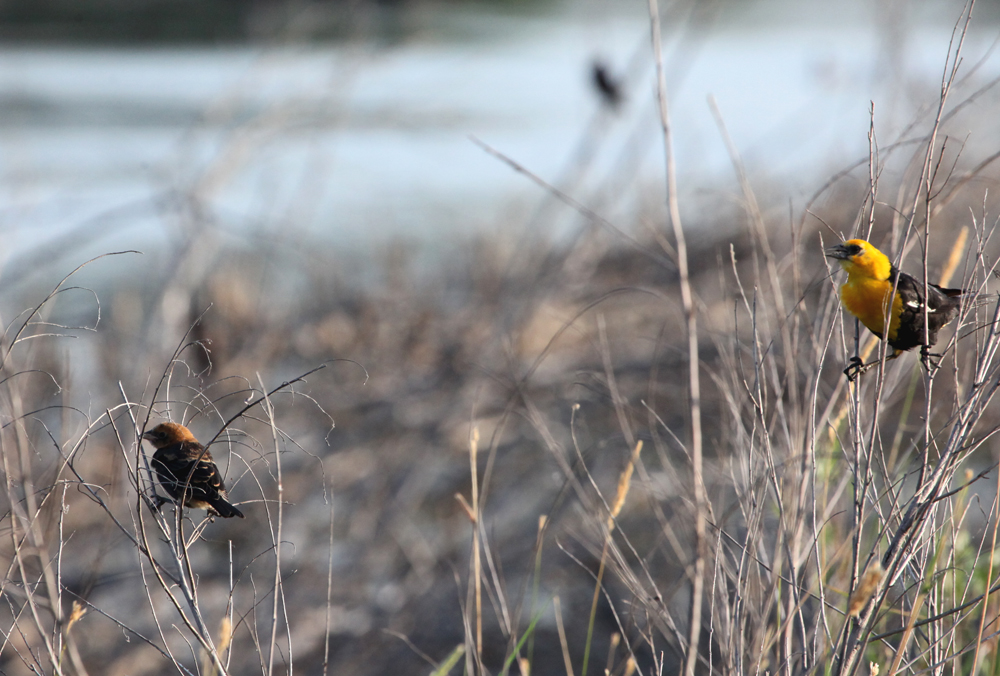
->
<box><xmin>3</xmin><ymin>0</ymin><xmax>997</xmax><ymax>284</ymax></box>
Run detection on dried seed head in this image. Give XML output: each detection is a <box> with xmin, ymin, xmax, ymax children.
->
<box><xmin>849</xmin><ymin>562</ymin><xmax>885</xmax><ymax>617</ymax></box>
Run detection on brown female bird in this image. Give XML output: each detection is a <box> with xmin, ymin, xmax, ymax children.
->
<box><xmin>142</xmin><ymin>422</ymin><xmax>244</xmax><ymax>518</ymax></box>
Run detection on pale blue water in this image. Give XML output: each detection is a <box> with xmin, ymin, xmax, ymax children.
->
<box><xmin>0</xmin><ymin>1</ymin><xmax>997</xmax><ymax>275</ymax></box>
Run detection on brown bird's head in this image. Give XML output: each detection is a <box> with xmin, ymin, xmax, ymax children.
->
<box><xmin>142</xmin><ymin>422</ymin><xmax>198</xmax><ymax>449</ymax></box>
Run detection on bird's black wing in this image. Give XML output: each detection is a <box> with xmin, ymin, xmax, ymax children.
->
<box><xmin>889</xmin><ymin>268</ymin><xmax>963</xmax><ymax>351</ymax></box>
<box><xmin>153</xmin><ymin>442</ymin><xmax>227</xmax><ymax>499</ymax></box>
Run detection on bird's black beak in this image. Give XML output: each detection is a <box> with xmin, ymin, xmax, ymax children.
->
<box><xmin>141</xmin><ymin>430</ymin><xmax>154</xmax><ymax>441</ymax></box>
<box><xmin>825</xmin><ymin>244</ymin><xmax>850</xmax><ymax>260</ymax></box>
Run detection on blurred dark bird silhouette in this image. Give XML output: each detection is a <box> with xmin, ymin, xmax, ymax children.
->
<box><xmin>591</xmin><ymin>60</ymin><xmax>624</xmax><ymax>109</ymax></box>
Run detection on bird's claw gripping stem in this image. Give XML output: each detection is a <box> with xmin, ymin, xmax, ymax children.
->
<box><xmin>844</xmin><ymin>356</ymin><xmax>867</xmax><ymax>382</ymax></box>
<box><xmin>920</xmin><ymin>346</ymin><xmax>943</xmax><ymax>375</ymax></box>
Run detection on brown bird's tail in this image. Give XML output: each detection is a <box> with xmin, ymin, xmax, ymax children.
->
<box><xmin>211</xmin><ymin>500</ymin><xmax>245</xmax><ymax>519</ymax></box>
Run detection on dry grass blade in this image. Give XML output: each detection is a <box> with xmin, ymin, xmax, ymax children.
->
<box><xmin>647</xmin><ymin>1</ymin><xmax>706</xmax><ymax>674</ymax></box>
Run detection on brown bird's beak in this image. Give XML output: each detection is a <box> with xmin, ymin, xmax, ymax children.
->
<box><xmin>825</xmin><ymin>243</ymin><xmax>850</xmax><ymax>260</ymax></box>
<box><xmin>141</xmin><ymin>430</ymin><xmax>155</xmax><ymax>441</ymax></box>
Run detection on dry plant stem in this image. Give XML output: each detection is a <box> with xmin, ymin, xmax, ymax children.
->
<box><xmin>18</xmin><ymin>414</ymin><xmax>198</xmax><ymax>673</ymax></box>
<box><xmin>971</xmin><ymin>445</ymin><xmax>1000</xmax><ymax>673</ymax></box>
<box><xmin>203</xmin><ymin>361</ymin><xmax>339</xmax><ymax>448</ymax></box>
<box><xmin>469</xmin><ymin>426</ymin><xmax>483</xmax><ymax>672</ymax></box>
<box><xmin>841</xmin><ymin>116</ymin><xmax>885</xmax><ymax>674</ymax></box>
<box><xmin>582</xmin><ymin>439</ymin><xmax>643</xmax><ymax>676</ymax></box>
<box><xmin>712</xmin><ymin>96</ymin><xmax>817</xmax><ymax>671</ymax></box>
<box><xmin>226</xmin><ymin>543</ymin><xmax>235</xmax><ymax>672</ymax></box>
<box><xmin>582</xmin><ymin>542</ymin><xmax>609</xmax><ymax>676</ymax></box>
<box><xmin>135</xmin><ymin>307</ymin><xmax>214</xmax><ymax>514</ymax></box>
<box><xmin>128</xmin><ymin>356</ymin><xmax>335</xmax><ymax>672</ymax></box>
<box><xmin>0</xmin><ymin>250</ymin><xmax>139</xmax><ymax>374</ymax></box>
<box><xmin>469</xmin><ymin>136</ymin><xmax>670</xmax><ymax>270</ymax></box>
<box><xmin>556</xmin><ymin>540</ymin><xmax>646</xmax><ymax>675</ymax></box>
<box><xmin>553</xmin><ymin>596</ymin><xmax>575</xmax><ymax>676</ymax></box>
<box><xmin>835</xmin><ymin>7</ymin><xmax>976</xmax><ymax>675</ymax></box>
<box><xmin>478</xmin><ymin>528</ymin><xmax>514</xmax><ymax>650</ymax></box>
<box><xmin>938</xmin><ymin>226</ymin><xmax>968</xmax><ymax>287</ymax></box>
<box><xmin>322</xmin><ymin>499</ymin><xmax>335</xmax><ymax>676</ymax></box>
<box><xmin>123</xmin><ymin>380</ymin><xmax>163</xmax><ymax>510</ymax></box>
<box><xmin>647</xmin><ymin>2</ymin><xmax>705</xmax><ymax>675</ymax></box>
<box><xmin>839</xmin><ymin>293</ymin><xmax>1000</xmax><ymax>675</ymax></box>
<box><xmin>151</xmin><ymin>386</ymin><xmax>311</xmax><ymax>669</ymax></box>
<box><xmin>13</xmin><ymin>415</ymin><xmax>112</xmax><ymax>670</ymax></box>
<box><xmin>131</xmin><ymin>357</ymin><xmax>228</xmax><ymax>674</ymax></box>
<box><xmin>526</xmin><ymin>515</ymin><xmax>547</xmax><ymax>670</ymax></box>
<box><xmin>0</xmin><ymin>427</ymin><xmax>63</xmax><ymax>674</ymax></box>
<box><xmin>257</xmin><ymin>374</ymin><xmax>292</xmax><ymax>676</ymax></box>
<box><xmin>0</xmin><ymin>252</ymin><xmax>136</xmax><ymax>673</ymax></box>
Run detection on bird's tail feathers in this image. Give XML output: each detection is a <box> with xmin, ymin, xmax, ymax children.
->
<box><xmin>212</xmin><ymin>500</ymin><xmax>245</xmax><ymax>519</ymax></box>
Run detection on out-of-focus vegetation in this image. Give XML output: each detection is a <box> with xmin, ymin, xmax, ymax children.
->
<box><xmin>0</xmin><ymin>0</ymin><xmax>551</xmax><ymax>43</ymax></box>
<box><xmin>4</xmin><ymin>2</ymin><xmax>1000</xmax><ymax>675</ymax></box>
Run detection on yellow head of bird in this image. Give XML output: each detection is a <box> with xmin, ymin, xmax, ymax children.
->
<box><xmin>824</xmin><ymin>239</ymin><xmax>892</xmax><ymax>281</ymax></box>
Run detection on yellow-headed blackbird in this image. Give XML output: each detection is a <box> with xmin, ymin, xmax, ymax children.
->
<box><xmin>142</xmin><ymin>422</ymin><xmax>244</xmax><ymax>519</ymax></box>
<box><xmin>826</xmin><ymin>238</ymin><xmax>964</xmax><ymax>377</ymax></box>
